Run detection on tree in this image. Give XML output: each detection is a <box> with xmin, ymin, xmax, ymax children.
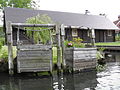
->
<box><xmin>0</xmin><ymin>0</ymin><xmax>39</xmax><ymax>9</ymax></box>
<box><xmin>26</xmin><ymin>14</ymin><xmax>54</xmax><ymax>44</ymax></box>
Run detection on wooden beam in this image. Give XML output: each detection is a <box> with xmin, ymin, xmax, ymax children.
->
<box><xmin>12</xmin><ymin>23</ymin><xmax>55</xmax><ymax>27</ymax></box>
<box><xmin>6</xmin><ymin>21</ymin><xmax>14</xmax><ymax>75</ymax></box>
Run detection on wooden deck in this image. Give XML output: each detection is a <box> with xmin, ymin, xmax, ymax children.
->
<box><xmin>97</xmin><ymin>45</ymin><xmax>120</xmax><ymax>51</ymax></box>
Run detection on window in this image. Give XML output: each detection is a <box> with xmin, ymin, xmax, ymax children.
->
<box><xmin>107</xmin><ymin>30</ymin><xmax>112</xmax><ymax>36</ymax></box>
<box><xmin>72</xmin><ymin>28</ymin><xmax>78</xmax><ymax>37</ymax></box>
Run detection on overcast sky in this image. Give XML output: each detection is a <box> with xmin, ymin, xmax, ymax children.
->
<box><xmin>36</xmin><ymin>0</ymin><xmax>120</xmax><ymax>22</ymax></box>
<box><xmin>0</xmin><ymin>0</ymin><xmax>119</xmax><ymax>25</ymax></box>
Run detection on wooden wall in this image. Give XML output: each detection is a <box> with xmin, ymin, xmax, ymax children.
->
<box><xmin>65</xmin><ymin>28</ymin><xmax>115</xmax><ymax>43</ymax></box>
<box><xmin>95</xmin><ymin>30</ymin><xmax>115</xmax><ymax>42</ymax></box>
<box><xmin>17</xmin><ymin>45</ymin><xmax>52</xmax><ymax>73</ymax></box>
<box><xmin>65</xmin><ymin>48</ymin><xmax>97</xmax><ymax>71</ymax></box>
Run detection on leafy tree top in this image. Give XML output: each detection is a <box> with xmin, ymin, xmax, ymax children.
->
<box><xmin>0</xmin><ymin>0</ymin><xmax>39</xmax><ymax>9</ymax></box>
<box><xmin>26</xmin><ymin>14</ymin><xmax>54</xmax><ymax>44</ymax></box>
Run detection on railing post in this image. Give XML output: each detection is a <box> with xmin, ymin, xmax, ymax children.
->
<box><xmin>91</xmin><ymin>29</ymin><xmax>96</xmax><ymax>47</ymax></box>
<box><xmin>56</xmin><ymin>24</ymin><xmax>61</xmax><ymax>70</ymax></box>
<box><xmin>6</xmin><ymin>21</ymin><xmax>14</xmax><ymax>75</ymax></box>
<box><xmin>61</xmin><ymin>24</ymin><xmax>66</xmax><ymax>68</ymax></box>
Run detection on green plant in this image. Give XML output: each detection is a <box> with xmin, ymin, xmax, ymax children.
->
<box><xmin>96</xmin><ymin>64</ymin><xmax>106</xmax><ymax>72</ymax></box>
<box><xmin>0</xmin><ymin>46</ymin><xmax>17</xmax><ymax>61</ymax></box>
<box><xmin>26</xmin><ymin>14</ymin><xmax>54</xmax><ymax>44</ymax></box>
<box><xmin>98</xmin><ymin>47</ymin><xmax>105</xmax><ymax>52</ymax></box>
<box><xmin>0</xmin><ymin>37</ymin><xmax>5</xmax><ymax>49</ymax></box>
<box><xmin>115</xmin><ymin>35</ymin><xmax>120</xmax><ymax>41</ymax></box>
<box><xmin>65</xmin><ymin>37</ymin><xmax>85</xmax><ymax>48</ymax></box>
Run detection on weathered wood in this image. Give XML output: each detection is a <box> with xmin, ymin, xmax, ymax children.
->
<box><xmin>61</xmin><ymin>24</ymin><xmax>66</xmax><ymax>68</ymax></box>
<box><xmin>12</xmin><ymin>23</ymin><xmax>55</xmax><ymax>27</ymax></box>
<box><xmin>17</xmin><ymin>27</ymin><xmax>20</xmax><ymax>46</ymax></box>
<box><xmin>65</xmin><ymin>48</ymin><xmax>97</xmax><ymax>72</ymax></box>
<box><xmin>6</xmin><ymin>21</ymin><xmax>14</xmax><ymax>75</ymax></box>
<box><xmin>56</xmin><ymin>24</ymin><xmax>61</xmax><ymax>70</ymax></box>
<box><xmin>17</xmin><ymin>45</ymin><xmax>52</xmax><ymax>73</ymax></box>
<box><xmin>18</xmin><ymin>44</ymin><xmax>51</xmax><ymax>50</ymax></box>
<box><xmin>91</xmin><ymin>29</ymin><xmax>96</xmax><ymax>47</ymax></box>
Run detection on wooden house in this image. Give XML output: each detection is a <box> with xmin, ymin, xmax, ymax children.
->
<box><xmin>3</xmin><ymin>7</ymin><xmax>118</xmax><ymax>45</ymax></box>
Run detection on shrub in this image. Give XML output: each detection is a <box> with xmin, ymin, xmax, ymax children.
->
<box><xmin>0</xmin><ymin>46</ymin><xmax>17</xmax><ymax>62</ymax></box>
<box><xmin>65</xmin><ymin>37</ymin><xmax>85</xmax><ymax>48</ymax></box>
<box><xmin>0</xmin><ymin>37</ymin><xmax>5</xmax><ymax>49</ymax></box>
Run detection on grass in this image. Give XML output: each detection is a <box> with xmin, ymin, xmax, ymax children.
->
<box><xmin>95</xmin><ymin>41</ymin><xmax>120</xmax><ymax>46</ymax></box>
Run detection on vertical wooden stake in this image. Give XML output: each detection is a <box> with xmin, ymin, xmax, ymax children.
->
<box><xmin>61</xmin><ymin>24</ymin><xmax>66</xmax><ymax>68</ymax></box>
<box><xmin>6</xmin><ymin>21</ymin><xmax>14</xmax><ymax>75</ymax></box>
<box><xmin>49</xmin><ymin>30</ymin><xmax>53</xmax><ymax>74</ymax></box>
<box><xmin>56</xmin><ymin>24</ymin><xmax>61</xmax><ymax>70</ymax></box>
<box><xmin>91</xmin><ymin>29</ymin><xmax>96</xmax><ymax>47</ymax></box>
<box><xmin>17</xmin><ymin>27</ymin><xmax>20</xmax><ymax>46</ymax></box>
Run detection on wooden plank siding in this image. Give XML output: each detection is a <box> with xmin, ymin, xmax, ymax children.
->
<box><xmin>95</xmin><ymin>30</ymin><xmax>115</xmax><ymax>42</ymax></box>
<box><xmin>17</xmin><ymin>45</ymin><xmax>52</xmax><ymax>73</ymax></box>
<box><xmin>65</xmin><ymin>48</ymin><xmax>97</xmax><ymax>71</ymax></box>
<box><xmin>65</xmin><ymin>28</ymin><xmax>115</xmax><ymax>43</ymax></box>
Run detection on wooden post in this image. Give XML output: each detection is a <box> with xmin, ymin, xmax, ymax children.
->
<box><xmin>56</xmin><ymin>24</ymin><xmax>61</xmax><ymax>70</ymax></box>
<box><xmin>6</xmin><ymin>21</ymin><xmax>14</xmax><ymax>75</ymax></box>
<box><xmin>17</xmin><ymin>27</ymin><xmax>20</xmax><ymax>46</ymax></box>
<box><xmin>61</xmin><ymin>24</ymin><xmax>66</xmax><ymax>68</ymax></box>
<box><xmin>49</xmin><ymin>30</ymin><xmax>53</xmax><ymax>74</ymax></box>
<box><xmin>91</xmin><ymin>29</ymin><xmax>96</xmax><ymax>47</ymax></box>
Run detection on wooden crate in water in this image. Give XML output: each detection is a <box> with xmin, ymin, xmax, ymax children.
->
<box><xmin>17</xmin><ymin>45</ymin><xmax>52</xmax><ymax>73</ymax></box>
<box><xmin>65</xmin><ymin>48</ymin><xmax>97</xmax><ymax>71</ymax></box>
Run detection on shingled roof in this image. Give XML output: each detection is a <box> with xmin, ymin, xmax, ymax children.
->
<box><xmin>4</xmin><ymin>7</ymin><xmax>118</xmax><ymax>30</ymax></box>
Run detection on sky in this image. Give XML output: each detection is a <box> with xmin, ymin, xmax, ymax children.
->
<box><xmin>0</xmin><ymin>0</ymin><xmax>119</xmax><ymax>25</ymax></box>
<box><xmin>36</xmin><ymin>0</ymin><xmax>120</xmax><ymax>22</ymax></box>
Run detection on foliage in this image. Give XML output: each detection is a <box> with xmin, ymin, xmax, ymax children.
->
<box><xmin>0</xmin><ymin>0</ymin><xmax>39</xmax><ymax>9</ymax></box>
<box><xmin>26</xmin><ymin>14</ymin><xmax>54</xmax><ymax>44</ymax></box>
<box><xmin>0</xmin><ymin>27</ymin><xmax>5</xmax><ymax>49</ymax></box>
<box><xmin>65</xmin><ymin>37</ymin><xmax>85</xmax><ymax>48</ymax></box>
<box><xmin>115</xmin><ymin>35</ymin><xmax>120</xmax><ymax>41</ymax></box>
<box><xmin>98</xmin><ymin>47</ymin><xmax>105</xmax><ymax>52</ymax></box>
<box><xmin>96</xmin><ymin>51</ymin><xmax>104</xmax><ymax>60</ymax></box>
<box><xmin>96</xmin><ymin>64</ymin><xmax>106</xmax><ymax>72</ymax></box>
<box><xmin>0</xmin><ymin>37</ymin><xmax>5</xmax><ymax>49</ymax></box>
<box><xmin>0</xmin><ymin>46</ymin><xmax>17</xmax><ymax>61</ymax></box>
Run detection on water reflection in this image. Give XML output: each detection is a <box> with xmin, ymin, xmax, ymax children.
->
<box><xmin>96</xmin><ymin>53</ymin><xmax>120</xmax><ymax>90</ymax></box>
<box><xmin>0</xmin><ymin>53</ymin><xmax>120</xmax><ymax>90</ymax></box>
<box><xmin>0</xmin><ymin>73</ymin><xmax>53</xmax><ymax>90</ymax></box>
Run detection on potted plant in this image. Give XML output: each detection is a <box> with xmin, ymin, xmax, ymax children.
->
<box><xmin>64</xmin><ymin>37</ymin><xmax>97</xmax><ymax>72</ymax></box>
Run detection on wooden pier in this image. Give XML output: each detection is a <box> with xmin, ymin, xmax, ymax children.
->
<box><xmin>6</xmin><ymin>21</ymin><xmax>97</xmax><ymax>75</ymax></box>
<box><xmin>97</xmin><ymin>45</ymin><xmax>120</xmax><ymax>51</ymax></box>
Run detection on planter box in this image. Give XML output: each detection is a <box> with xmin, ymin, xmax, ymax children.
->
<box><xmin>65</xmin><ymin>48</ymin><xmax>97</xmax><ymax>71</ymax></box>
<box><xmin>17</xmin><ymin>45</ymin><xmax>52</xmax><ymax>73</ymax></box>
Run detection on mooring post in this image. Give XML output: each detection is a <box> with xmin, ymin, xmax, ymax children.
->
<box><xmin>61</xmin><ymin>24</ymin><xmax>66</xmax><ymax>68</ymax></box>
<box><xmin>91</xmin><ymin>29</ymin><xmax>96</xmax><ymax>47</ymax></box>
<box><xmin>56</xmin><ymin>24</ymin><xmax>61</xmax><ymax>70</ymax></box>
<box><xmin>6</xmin><ymin>21</ymin><xmax>14</xmax><ymax>75</ymax></box>
<box><xmin>49</xmin><ymin>29</ymin><xmax>53</xmax><ymax>74</ymax></box>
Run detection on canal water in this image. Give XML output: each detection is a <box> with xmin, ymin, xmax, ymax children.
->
<box><xmin>0</xmin><ymin>53</ymin><xmax>120</xmax><ymax>90</ymax></box>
